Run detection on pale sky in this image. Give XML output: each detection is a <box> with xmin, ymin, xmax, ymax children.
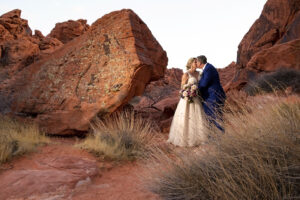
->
<box><xmin>0</xmin><ymin>0</ymin><xmax>267</xmax><ymax>70</ymax></box>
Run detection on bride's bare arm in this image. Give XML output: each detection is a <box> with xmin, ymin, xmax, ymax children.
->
<box><xmin>181</xmin><ymin>73</ymin><xmax>188</xmax><ymax>88</ymax></box>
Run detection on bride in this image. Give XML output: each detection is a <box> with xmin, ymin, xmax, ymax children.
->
<box><xmin>167</xmin><ymin>57</ymin><xmax>207</xmax><ymax>147</ymax></box>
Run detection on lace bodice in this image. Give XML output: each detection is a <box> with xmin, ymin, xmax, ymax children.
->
<box><xmin>187</xmin><ymin>71</ymin><xmax>201</xmax><ymax>85</ymax></box>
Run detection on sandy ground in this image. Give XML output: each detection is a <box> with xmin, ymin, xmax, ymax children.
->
<box><xmin>0</xmin><ymin>137</ymin><xmax>159</xmax><ymax>200</ymax></box>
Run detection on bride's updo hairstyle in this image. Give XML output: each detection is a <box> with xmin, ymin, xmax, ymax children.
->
<box><xmin>186</xmin><ymin>57</ymin><xmax>196</xmax><ymax>70</ymax></box>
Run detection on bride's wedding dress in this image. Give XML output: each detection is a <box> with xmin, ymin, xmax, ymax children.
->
<box><xmin>167</xmin><ymin>71</ymin><xmax>207</xmax><ymax>147</ymax></box>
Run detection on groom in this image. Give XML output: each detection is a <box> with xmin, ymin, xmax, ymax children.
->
<box><xmin>196</xmin><ymin>55</ymin><xmax>226</xmax><ymax>132</ymax></box>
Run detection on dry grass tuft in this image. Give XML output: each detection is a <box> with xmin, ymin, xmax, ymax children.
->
<box><xmin>144</xmin><ymin>98</ymin><xmax>300</xmax><ymax>200</ymax></box>
<box><xmin>0</xmin><ymin>115</ymin><xmax>50</xmax><ymax>164</ymax></box>
<box><xmin>76</xmin><ymin>111</ymin><xmax>157</xmax><ymax>161</ymax></box>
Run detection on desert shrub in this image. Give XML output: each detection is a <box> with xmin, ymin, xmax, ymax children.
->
<box><xmin>76</xmin><ymin>111</ymin><xmax>157</xmax><ymax>161</ymax></box>
<box><xmin>0</xmin><ymin>115</ymin><xmax>49</xmax><ymax>163</ymax></box>
<box><xmin>245</xmin><ymin>68</ymin><xmax>300</xmax><ymax>95</ymax></box>
<box><xmin>145</xmin><ymin>99</ymin><xmax>300</xmax><ymax>200</ymax></box>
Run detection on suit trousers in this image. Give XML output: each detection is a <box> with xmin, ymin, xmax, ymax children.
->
<box><xmin>202</xmin><ymin>101</ymin><xmax>225</xmax><ymax>133</ymax></box>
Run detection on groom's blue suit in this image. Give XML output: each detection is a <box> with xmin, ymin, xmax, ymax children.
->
<box><xmin>198</xmin><ymin>63</ymin><xmax>226</xmax><ymax>132</ymax></box>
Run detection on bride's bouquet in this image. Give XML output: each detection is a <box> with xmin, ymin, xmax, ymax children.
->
<box><xmin>180</xmin><ymin>83</ymin><xmax>199</xmax><ymax>103</ymax></box>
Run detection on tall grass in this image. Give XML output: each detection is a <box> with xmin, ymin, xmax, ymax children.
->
<box><xmin>76</xmin><ymin>111</ymin><xmax>157</xmax><ymax>161</ymax></box>
<box><xmin>144</xmin><ymin>97</ymin><xmax>300</xmax><ymax>200</ymax></box>
<box><xmin>0</xmin><ymin>115</ymin><xmax>49</xmax><ymax>164</ymax></box>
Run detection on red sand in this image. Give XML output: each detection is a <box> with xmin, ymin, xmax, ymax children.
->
<box><xmin>0</xmin><ymin>138</ymin><xmax>159</xmax><ymax>200</ymax></box>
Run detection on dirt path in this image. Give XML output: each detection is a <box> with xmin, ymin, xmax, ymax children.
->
<box><xmin>0</xmin><ymin>138</ymin><xmax>159</xmax><ymax>200</ymax></box>
<box><xmin>72</xmin><ymin>161</ymin><xmax>159</xmax><ymax>200</ymax></box>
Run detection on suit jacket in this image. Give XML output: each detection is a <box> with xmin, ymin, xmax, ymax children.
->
<box><xmin>198</xmin><ymin>63</ymin><xmax>226</xmax><ymax>105</ymax></box>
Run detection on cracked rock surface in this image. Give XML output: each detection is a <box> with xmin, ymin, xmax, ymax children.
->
<box><xmin>0</xmin><ymin>9</ymin><xmax>168</xmax><ymax>135</ymax></box>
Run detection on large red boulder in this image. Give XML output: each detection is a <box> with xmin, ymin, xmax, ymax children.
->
<box><xmin>247</xmin><ymin>39</ymin><xmax>300</xmax><ymax>71</ymax></box>
<box><xmin>220</xmin><ymin>0</ymin><xmax>300</xmax><ymax>92</ymax></box>
<box><xmin>237</xmin><ymin>0</ymin><xmax>300</xmax><ymax>68</ymax></box>
<box><xmin>0</xmin><ymin>9</ymin><xmax>168</xmax><ymax>135</ymax></box>
<box><xmin>48</xmin><ymin>19</ymin><xmax>90</xmax><ymax>44</ymax></box>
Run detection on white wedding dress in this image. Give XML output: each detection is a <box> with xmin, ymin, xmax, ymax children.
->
<box><xmin>167</xmin><ymin>71</ymin><xmax>207</xmax><ymax>147</ymax></box>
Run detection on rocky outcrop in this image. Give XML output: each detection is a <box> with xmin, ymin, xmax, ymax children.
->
<box><xmin>0</xmin><ymin>9</ymin><xmax>32</xmax><ymax>40</ymax></box>
<box><xmin>218</xmin><ymin>62</ymin><xmax>239</xmax><ymax>89</ymax></box>
<box><xmin>221</xmin><ymin>0</ymin><xmax>300</xmax><ymax>92</ymax></box>
<box><xmin>247</xmin><ymin>39</ymin><xmax>300</xmax><ymax>71</ymax></box>
<box><xmin>0</xmin><ymin>9</ymin><xmax>168</xmax><ymax>135</ymax></box>
<box><xmin>0</xmin><ymin>9</ymin><xmax>35</xmax><ymax>70</ymax></box>
<box><xmin>0</xmin><ymin>9</ymin><xmax>63</xmax><ymax>74</ymax></box>
<box><xmin>48</xmin><ymin>19</ymin><xmax>90</xmax><ymax>44</ymax></box>
<box><xmin>237</xmin><ymin>0</ymin><xmax>300</xmax><ymax>68</ymax></box>
<box><xmin>131</xmin><ymin>68</ymin><xmax>182</xmax><ymax>132</ymax></box>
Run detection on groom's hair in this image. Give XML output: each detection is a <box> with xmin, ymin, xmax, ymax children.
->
<box><xmin>197</xmin><ymin>55</ymin><xmax>207</xmax><ymax>64</ymax></box>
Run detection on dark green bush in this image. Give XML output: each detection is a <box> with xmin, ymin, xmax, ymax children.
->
<box><xmin>245</xmin><ymin>68</ymin><xmax>300</xmax><ymax>95</ymax></box>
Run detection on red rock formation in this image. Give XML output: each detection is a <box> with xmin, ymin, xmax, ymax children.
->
<box><xmin>0</xmin><ymin>9</ymin><xmax>35</xmax><ymax>69</ymax></box>
<box><xmin>220</xmin><ymin>0</ymin><xmax>300</xmax><ymax>92</ymax></box>
<box><xmin>48</xmin><ymin>19</ymin><xmax>90</xmax><ymax>44</ymax></box>
<box><xmin>247</xmin><ymin>39</ymin><xmax>300</xmax><ymax>71</ymax></box>
<box><xmin>32</xmin><ymin>29</ymin><xmax>63</xmax><ymax>55</ymax></box>
<box><xmin>0</xmin><ymin>9</ymin><xmax>63</xmax><ymax>73</ymax></box>
<box><xmin>218</xmin><ymin>62</ymin><xmax>238</xmax><ymax>88</ymax></box>
<box><xmin>0</xmin><ymin>9</ymin><xmax>32</xmax><ymax>39</ymax></box>
<box><xmin>237</xmin><ymin>0</ymin><xmax>300</xmax><ymax>68</ymax></box>
<box><xmin>0</xmin><ymin>9</ymin><xmax>168</xmax><ymax>135</ymax></box>
<box><xmin>219</xmin><ymin>63</ymin><xmax>258</xmax><ymax>92</ymax></box>
<box><xmin>33</xmin><ymin>29</ymin><xmax>44</xmax><ymax>39</ymax></box>
<box><xmin>132</xmin><ymin>68</ymin><xmax>182</xmax><ymax>132</ymax></box>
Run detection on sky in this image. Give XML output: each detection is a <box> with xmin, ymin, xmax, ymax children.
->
<box><xmin>0</xmin><ymin>0</ymin><xmax>267</xmax><ymax>70</ymax></box>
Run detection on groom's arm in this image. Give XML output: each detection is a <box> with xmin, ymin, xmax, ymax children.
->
<box><xmin>198</xmin><ymin>67</ymin><xmax>213</xmax><ymax>91</ymax></box>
